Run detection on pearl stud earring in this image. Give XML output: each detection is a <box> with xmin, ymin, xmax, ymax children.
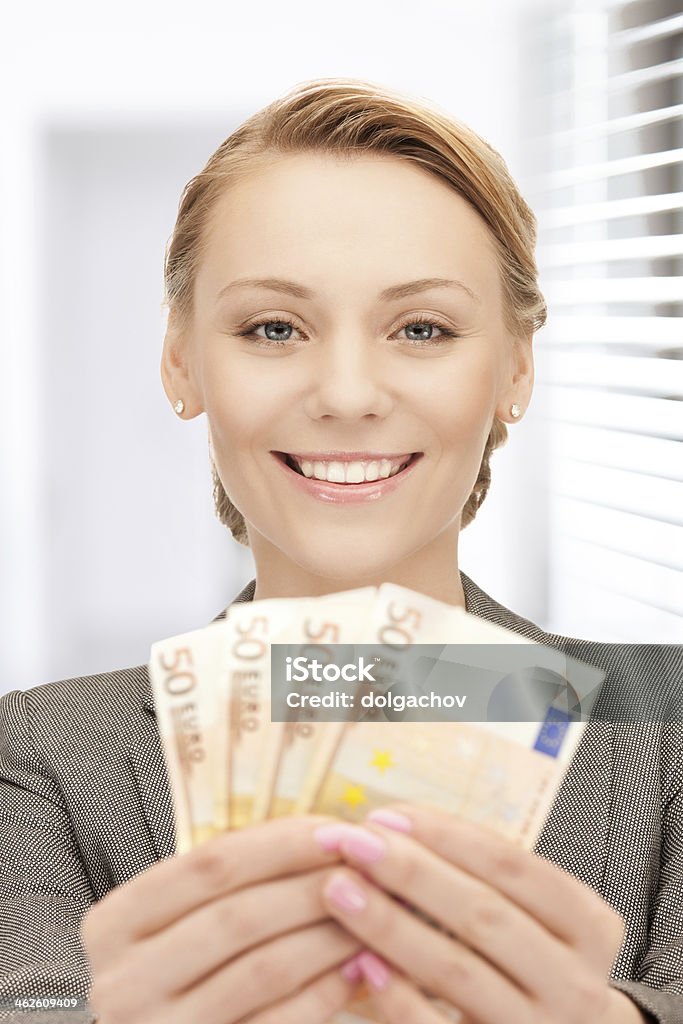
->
<box><xmin>174</xmin><ymin>399</ymin><xmax>185</xmax><ymax>415</ymax></box>
<box><xmin>510</xmin><ymin>403</ymin><xmax>521</xmax><ymax>419</ymax></box>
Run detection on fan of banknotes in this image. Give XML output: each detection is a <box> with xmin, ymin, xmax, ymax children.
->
<box><xmin>149</xmin><ymin>583</ymin><xmax>589</xmax><ymax>1024</ymax></box>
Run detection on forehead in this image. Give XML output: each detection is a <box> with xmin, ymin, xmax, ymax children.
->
<box><xmin>198</xmin><ymin>152</ymin><xmax>500</xmax><ymax>301</ymax></box>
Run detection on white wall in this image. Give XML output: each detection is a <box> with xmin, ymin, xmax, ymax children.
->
<box><xmin>0</xmin><ymin>0</ymin><xmax>548</xmax><ymax>693</ymax></box>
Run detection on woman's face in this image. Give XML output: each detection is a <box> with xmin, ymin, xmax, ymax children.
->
<box><xmin>163</xmin><ymin>152</ymin><xmax>533</xmax><ymax>588</ymax></box>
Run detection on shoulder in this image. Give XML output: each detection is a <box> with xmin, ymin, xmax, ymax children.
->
<box><xmin>461</xmin><ymin>571</ymin><xmax>551</xmax><ymax>640</ymax></box>
<box><xmin>0</xmin><ymin>662</ymin><xmax>151</xmax><ymax>747</ymax></box>
<box><xmin>461</xmin><ymin>571</ymin><xmax>683</xmax><ymax>716</ymax></box>
<box><xmin>1</xmin><ymin>597</ymin><xmax>238</xmax><ymax>740</ymax></box>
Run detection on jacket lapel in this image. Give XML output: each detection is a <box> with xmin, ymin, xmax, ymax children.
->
<box><xmin>131</xmin><ymin>573</ymin><xmax>611</xmax><ymax>891</ymax></box>
<box><xmin>127</xmin><ymin>717</ymin><xmax>177</xmax><ymax>860</ymax></box>
<box><xmin>533</xmin><ymin>721</ymin><xmax>611</xmax><ymax>890</ymax></box>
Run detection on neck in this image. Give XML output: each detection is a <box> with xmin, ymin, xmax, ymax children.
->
<box><xmin>250</xmin><ymin>526</ymin><xmax>466</xmax><ymax>609</ymax></box>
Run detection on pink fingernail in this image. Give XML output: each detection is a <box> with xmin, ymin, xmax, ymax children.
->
<box><xmin>340</xmin><ymin>953</ymin><xmax>364</xmax><ymax>982</ymax></box>
<box><xmin>314</xmin><ymin>823</ymin><xmax>358</xmax><ymax>851</ymax></box>
<box><xmin>366</xmin><ymin>809</ymin><xmax>412</xmax><ymax>833</ymax></box>
<box><xmin>340</xmin><ymin>828</ymin><xmax>387</xmax><ymax>864</ymax></box>
<box><xmin>325</xmin><ymin>873</ymin><xmax>367</xmax><ymax>913</ymax></box>
<box><xmin>358</xmin><ymin>951</ymin><xmax>392</xmax><ymax>991</ymax></box>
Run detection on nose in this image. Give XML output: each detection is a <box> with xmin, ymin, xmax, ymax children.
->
<box><xmin>302</xmin><ymin>330</ymin><xmax>394</xmax><ymax>421</ymax></box>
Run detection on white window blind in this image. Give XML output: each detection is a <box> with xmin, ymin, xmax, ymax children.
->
<box><xmin>527</xmin><ymin>0</ymin><xmax>682</xmax><ymax>641</ymax></box>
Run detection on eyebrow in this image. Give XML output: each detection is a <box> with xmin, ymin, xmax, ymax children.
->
<box><xmin>217</xmin><ymin>276</ymin><xmax>480</xmax><ymax>304</ymax></box>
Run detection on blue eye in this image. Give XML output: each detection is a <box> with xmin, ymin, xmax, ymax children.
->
<box><xmin>252</xmin><ymin>320</ymin><xmax>295</xmax><ymax>344</ymax></box>
<box><xmin>236</xmin><ymin>315</ymin><xmax>459</xmax><ymax>348</ymax></box>
<box><xmin>399</xmin><ymin>319</ymin><xmax>458</xmax><ymax>344</ymax></box>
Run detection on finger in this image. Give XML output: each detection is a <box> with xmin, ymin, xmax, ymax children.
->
<box><xmin>101</xmin><ymin>921</ymin><xmax>359</xmax><ymax>1024</ymax></box>
<box><xmin>240</xmin><ymin>965</ymin><xmax>361</xmax><ymax>1024</ymax></box>
<box><xmin>84</xmin><ymin>814</ymin><xmax>342</xmax><ymax>966</ymax></box>
<box><xmin>324</xmin><ymin>821</ymin><xmax>597</xmax><ymax>1018</ymax></box>
<box><xmin>102</xmin><ymin>867</ymin><xmax>335</xmax><ymax>1010</ymax></box>
<box><xmin>320</xmin><ymin>868</ymin><xmax>533</xmax><ymax>1024</ymax></box>
<box><xmin>355</xmin><ymin>951</ymin><xmax>464</xmax><ymax>1023</ymax></box>
<box><xmin>161</xmin><ymin>920</ymin><xmax>360</xmax><ymax>1024</ymax></box>
<box><xmin>363</xmin><ymin>804</ymin><xmax>625</xmax><ymax>969</ymax></box>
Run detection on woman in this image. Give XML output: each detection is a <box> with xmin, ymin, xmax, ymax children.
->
<box><xmin>0</xmin><ymin>78</ymin><xmax>681</xmax><ymax>1024</ymax></box>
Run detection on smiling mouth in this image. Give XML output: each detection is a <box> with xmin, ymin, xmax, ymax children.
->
<box><xmin>273</xmin><ymin>451</ymin><xmax>422</xmax><ymax>485</ymax></box>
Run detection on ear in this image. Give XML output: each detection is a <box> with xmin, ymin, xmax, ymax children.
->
<box><xmin>160</xmin><ymin>310</ymin><xmax>204</xmax><ymax>417</ymax></box>
<box><xmin>495</xmin><ymin>331</ymin><xmax>534</xmax><ymax>423</ymax></box>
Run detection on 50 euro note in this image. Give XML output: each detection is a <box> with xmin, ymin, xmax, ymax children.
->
<box><xmin>339</xmin><ymin>582</ymin><xmax>532</xmax><ymax>724</ymax></box>
<box><xmin>295</xmin><ymin>584</ymin><xmax>534</xmax><ymax>812</ymax></box>
<box><xmin>308</xmin><ymin>596</ymin><xmax>586</xmax><ymax>845</ymax></box>
<box><xmin>294</xmin><ymin>583</ymin><xmax>474</xmax><ymax>813</ymax></box>
<box><xmin>267</xmin><ymin>586</ymin><xmax>377</xmax><ymax>819</ymax></box>
<box><xmin>225</xmin><ymin>588</ymin><xmax>379</xmax><ymax>827</ymax></box>
<box><xmin>149</xmin><ymin>621</ymin><xmax>228</xmax><ymax>855</ymax></box>
<box><xmin>311</xmin><ymin>716</ymin><xmax>585</xmax><ymax>843</ymax></box>
<box><xmin>221</xmin><ymin>596</ymin><xmax>319</xmax><ymax>829</ymax></box>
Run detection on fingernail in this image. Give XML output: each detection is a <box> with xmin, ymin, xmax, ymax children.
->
<box><xmin>314</xmin><ymin>823</ymin><xmax>358</xmax><ymax>851</ymax></box>
<box><xmin>366</xmin><ymin>809</ymin><xmax>412</xmax><ymax>833</ymax></box>
<box><xmin>340</xmin><ymin>827</ymin><xmax>387</xmax><ymax>864</ymax></box>
<box><xmin>340</xmin><ymin>953</ymin><xmax>364</xmax><ymax>982</ymax></box>
<box><xmin>325</xmin><ymin>873</ymin><xmax>367</xmax><ymax>913</ymax></box>
<box><xmin>358</xmin><ymin>951</ymin><xmax>392</xmax><ymax>991</ymax></box>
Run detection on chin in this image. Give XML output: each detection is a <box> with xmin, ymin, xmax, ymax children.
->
<box><xmin>290</xmin><ymin>536</ymin><xmax>411</xmax><ymax>584</ymax></box>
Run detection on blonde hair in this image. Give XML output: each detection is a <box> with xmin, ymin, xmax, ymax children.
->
<box><xmin>164</xmin><ymin>78</ymin><xmax>546</xmax><ymax>546</ymax></box>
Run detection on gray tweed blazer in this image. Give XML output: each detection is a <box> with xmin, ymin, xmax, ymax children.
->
<box><xmin>1</xmin><ymin>572</ymin><xmax>682</xmax><ymax>1024</ymax></box>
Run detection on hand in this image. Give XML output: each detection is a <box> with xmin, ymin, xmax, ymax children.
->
<box><xmin>314</xmin><ymin>805</ymin><xmax>644</xmax><ymax>1024</ymax></box>
<box><xmin>82</xmin><ymin>815</ymin><xmax>362</xmax><ymax>1024</ymax></box>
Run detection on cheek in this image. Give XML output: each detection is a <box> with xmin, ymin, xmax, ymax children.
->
<box><xmin>201</xmin><ymin>351</ymin><xmax>284</xmax><ymax>451</ymax></box>
<box><xmin>204</xmin><ymin>378</ymin><xmax>245</xmax><ymax>453</ymax></box>
<box><xmin>419</xmin><ymin>355</ymin><xmax>497</xmax><ymax>445</ymax></box>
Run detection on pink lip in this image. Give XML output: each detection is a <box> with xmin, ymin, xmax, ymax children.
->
<box><xmin>271</xmin><ymin>452</ymin><xmax>423</xmax><ymax>504</ymax></box>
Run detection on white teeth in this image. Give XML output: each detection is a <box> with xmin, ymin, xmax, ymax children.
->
<box><xmin>345</xmin><ymin>463</ymin><xmax>365</xmax><ymax>484</ymax></box>
<box><xmin>292</xmin><ymin>456</ymin><xmax>412</xmax><ymax>483</ymax></box>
